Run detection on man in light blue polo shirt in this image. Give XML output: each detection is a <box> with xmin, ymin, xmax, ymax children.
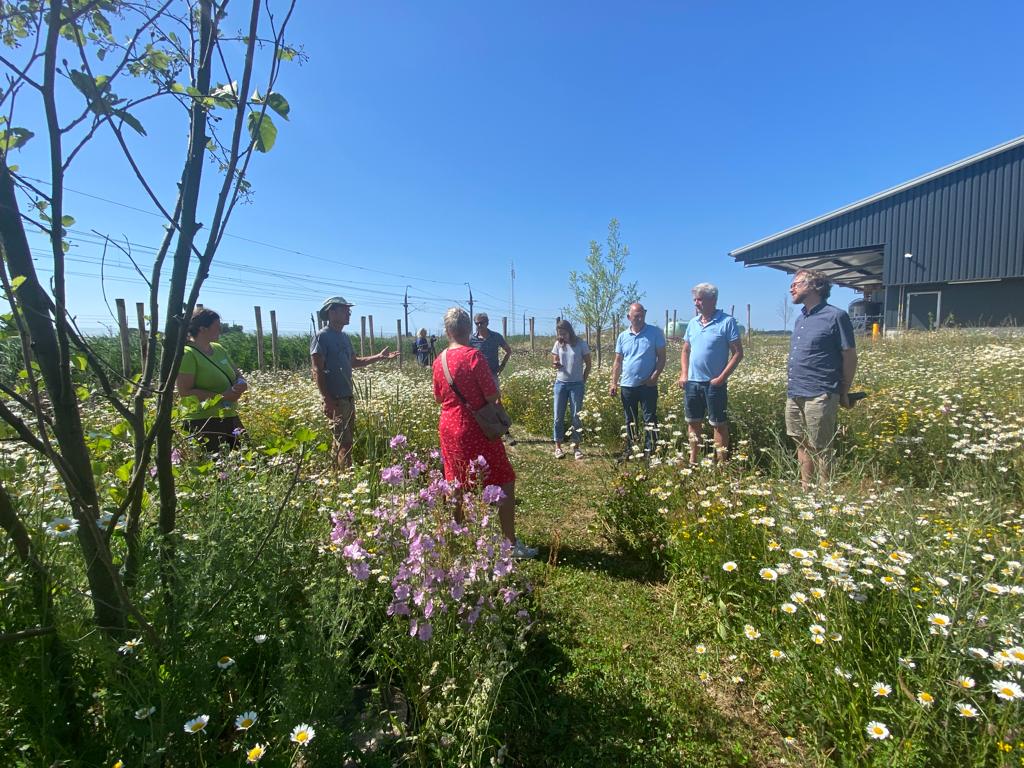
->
<box><xmin>609</xmin><ymin>302</ymin><xmax>666</xmax><ymax>458</ymax></box>
<box><xmin>678</xmin><ymin>283</ymin><xmax>743</xmax><ymax>464</ymax></box>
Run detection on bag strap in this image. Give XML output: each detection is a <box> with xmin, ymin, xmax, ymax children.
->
<box><xmin>187</xmin><ymin>343</ymin><xmax>235</xmax><ymax>390</ymax></box>
<box><xmin>440</xmin><ymin>349</ymin><xmax>471</xmax><ymax>407</ymax></box>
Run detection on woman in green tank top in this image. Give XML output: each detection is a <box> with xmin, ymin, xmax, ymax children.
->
<box><xmin>176</xmin><ymin>308</ymin><xmax>248</xmax><ymax>452</ymax></box>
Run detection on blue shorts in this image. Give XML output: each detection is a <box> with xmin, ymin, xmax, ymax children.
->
<box><xmin>684</xmin><ymin>381</ymin><xmax>728</xmax><ymax>426</ymax></box>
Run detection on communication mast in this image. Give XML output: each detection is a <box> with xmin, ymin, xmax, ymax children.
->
<box><xmin>510</xmin><ymin>260</ymin><xmax>516</xmax><ymax>335</ymax></box>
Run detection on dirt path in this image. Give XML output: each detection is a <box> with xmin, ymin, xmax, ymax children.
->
<box><xmin>504</xmin><ymin>439</ymin><xmax>789</xmax><ymax>768</ymax></box>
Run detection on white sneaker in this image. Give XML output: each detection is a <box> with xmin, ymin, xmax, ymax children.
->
<box><xmin>574</xmin><ymin>449</ymin><xmax>583</xmax><ymax>460</ymax></box>
<box><xmin>512</xmin><ymin>539</ymin><xmax>538</xmax><ymax>559</ymax></box>
<box><xmin>554</xmin><ymin>447</ymin><xmax>565</xmax><ymax>459</ymax></box>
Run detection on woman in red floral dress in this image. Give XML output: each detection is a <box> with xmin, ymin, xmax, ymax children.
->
<box><xmin>433</xmin><ymin>307</ymin><xmax>536</xmax><ymax>558</ymax></box>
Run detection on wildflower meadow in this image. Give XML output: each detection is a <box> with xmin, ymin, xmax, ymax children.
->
<box><xmin>1</xmin><ymin>329</ymin><xmax>1022</xmax><ymax>766</ymax></box>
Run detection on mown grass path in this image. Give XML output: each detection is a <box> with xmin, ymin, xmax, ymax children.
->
<box><xmin>502</xmin><ymin>438</ymin><xmax>788</xmax><ymax>768</ymax></box>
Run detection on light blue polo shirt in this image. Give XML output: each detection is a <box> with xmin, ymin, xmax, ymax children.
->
<box><xmin>615</xmin><ymin>324</ymin><xmax>666</xmax><ymax>387</ymax></box>
<box><xmin>684</xmin><ymin>310</ymin><xmax>740</xmax><ymax>382</ymax></box>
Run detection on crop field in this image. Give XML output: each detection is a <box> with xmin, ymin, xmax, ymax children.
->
<box><xmin>2</xmin><ymin>330</ymin><xmax>1023</xmax><ymax>767</ymax></box>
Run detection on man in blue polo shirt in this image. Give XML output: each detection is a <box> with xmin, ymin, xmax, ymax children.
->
<box><xmin>609</xmin><ymin>302</ymin><xmax>666</xmax><ymax>458</ymax></box>
<box><xmin>786</xmin><ymin>269</ymin><xmax>857</xmax><ymax>489</ymax></box>
<box><xmin>678</xmin><ymin>283</ymin><xmax>743</xmax><ymax>464</ymax></box>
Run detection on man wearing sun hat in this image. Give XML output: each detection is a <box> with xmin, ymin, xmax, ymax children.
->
<box><xmin>311</xmin><ymin>296</ymin><xmax>398</xmax><ymax>469</ymax></box>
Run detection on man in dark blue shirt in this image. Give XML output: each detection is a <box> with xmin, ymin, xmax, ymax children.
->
<box><xmin>785</xmin><ymin>270</ymin><xmax>857</xmax><ymax>489</ymax></box>
<box><xmin>470</xmin><ymin>313</ymin><xmax>512</xmax><ymax>393</ymax></box>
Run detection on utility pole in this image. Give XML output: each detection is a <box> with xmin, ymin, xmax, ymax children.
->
<box><xmin>465</xmin><ymin>282</ymin><xmax>474</xmax><ymax>319</ymax></box>
<box><xmin>509</xmin><ymin>260</ymin><xmax>516</xmax><ymax>336</ymax></box>
<box><xmin>403</xmin><ymin>285</ymin><xmax>410</xmax><ymax>337</ymax></box>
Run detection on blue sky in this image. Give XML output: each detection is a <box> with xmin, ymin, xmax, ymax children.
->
<box><xmin>15</xmin><ymin>0</ymin><xmax>1024</xmax><ymax>335</ymax></box>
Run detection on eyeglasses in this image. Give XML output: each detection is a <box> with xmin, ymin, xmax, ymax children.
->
<box><xmin>475</xmin><ymin>321</ymin><xmax>487</xmax><ymax>325</ymax></box>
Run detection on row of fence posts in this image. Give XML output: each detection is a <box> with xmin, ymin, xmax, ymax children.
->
<box><xmin>113</xmin><ymin>300</ymin><xmax>756</xmax><ymax>376</ymax></box>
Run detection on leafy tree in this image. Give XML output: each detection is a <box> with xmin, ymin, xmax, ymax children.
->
<box><xmin>566</xmin><ymin>218</ymin><xmax>643</xmax><ymax>335</ymax></box>
<box><xmin>0</xmin><ymin>0</ymin><xmax>299</xmax><ymax>653</ymax></box>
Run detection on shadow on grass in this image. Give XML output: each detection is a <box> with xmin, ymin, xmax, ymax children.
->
<box><xmin>542</xmin><ymin>543</ymin><xmax>665</xmax><ymax>584</ymax></box>
<box><xmin>499</xmin><ymin>623</ymin><xmax>760</xmax><ymax>768</ymax></box>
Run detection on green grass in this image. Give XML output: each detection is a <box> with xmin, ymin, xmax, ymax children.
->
<box><xmin>505</xmin><ymin>441</ymin><xmax>789</xmax><ymax>767</ymax></box>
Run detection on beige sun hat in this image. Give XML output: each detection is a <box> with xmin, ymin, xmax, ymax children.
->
<box><xmin>318</xmin><ymin>295</ymin><xmax>353</xmax><ymax>318</ymax></box>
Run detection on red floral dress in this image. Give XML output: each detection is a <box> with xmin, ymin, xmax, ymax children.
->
<box><xmin>433</xmin><ymin>345</ymin><xmax>516</xmax><ymax>487</ymax></box>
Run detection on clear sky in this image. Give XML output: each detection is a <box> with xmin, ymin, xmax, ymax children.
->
<box><xmin>14</xmin><ymin>0</ymin><xmax>1024</xmax><ymax>336</ymax></box>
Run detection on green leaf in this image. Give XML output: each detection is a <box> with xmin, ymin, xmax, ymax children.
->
<box><xmin>210</xmin><ymin>82</ymin><xmax>239</xmax><ymax>108</ymax></box>
<box><xmin>61</xmin><ymin>215</ymin><xmax>75</xmax><ymax>226</ymax></box>
<box><xmin>115</xmin><ymin>110</ymin><xmax>146</xmax><ymax>136</ymax></box>
<box><xmin>0</xmin><ymin>127</ymin><xmax>34</xmax><ymax>151</ymax></box>
<box><xmin>170</xmin><ymin>82</ymin><xmax>185</xmax><ymax>94</ymax></box>
<box><xmin>277</xmin><ymin>47</ymin><xmax>297</xmax><ymax>62</ymax></box>
<box><xmin>294</xmin><ymin>426</ymin><xmax>316</xmax><ymax>443</ymax></box>
<box><xmin>115</xmin><ymin>461</ymin><xmax>133</xmax><ymax>483</ymax></box>
<box><xmin>72</xmin><ymin>354</ymin><xmax>87</xmax><ymax>371</ymax></box>
<box><xmin>265</xmin><ymin>92</ymin><xmax>290</xmax><ymax>121</ymax></box>
<box><xmin>247</xmin><ymin>112</ymin><xmax>277</xmax><ymax>152</ymax></box>
<box><xmin>10</xmin><ymin>275</ymin><xmax>26</xmax><ymax>291</ymax></box>
<box><xmin>92</xmin><ymin>10</ymin><xmax>112</xmax><ymax>38</ymax></box>
<box><xmin>76</xmin><ymin>385</ymin><xmax>90</xmax><ymax>401</ymax></box>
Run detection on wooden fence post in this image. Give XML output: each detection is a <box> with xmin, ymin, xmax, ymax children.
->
<box><xmin>360</xmin><ymin>316</ymin><xmax>366</xmax><ymax>355</ymax></box>
<box><xmin>529</xmin><ymin>317</ymin><xmax>535</xmax><ymax>354</ymax></box>
<box><xmin>115</xmin><ymin>298</ymin><xmax>132</xmax><ymax>377</ymax></box>
<box><xmin>746</xmin><ymin>304</ymin><xmax>752</xmax><ymax>343</ymax></box>
<box><xmin>397</xmin><ymin>319</ymin><xmax>403</xmax><ymax>367</ymax></box>
<box><xmin>254</xmin><ymin>306</ymin><xmax>265</xmax><ymax>370</ymax></box>
<box><xmin>665</xmin><ymin>309</ymin><xmax>669</xmax><ymax>332</ymax></box>
<box><xmin>502</xmin><ymin>317</ymin><xmax>508</xmax><ymax>338</ymax></box>
<box><xmin>672</xmin><ymin>309</ymin><xmax>677</xmax><ymax>337</ymax></box>
<box><xmin>585</xmin><ymin>322</ymin><xmax>591</xmax><ymax>347</ymax></box>
<box><xmin>596</xmin><ymin>325</ymin><xmax>602</xmax><ymax>368</ymax></box>
<box><xmin>613</xmin><ymin>316</ymin><xmax>619</xmax><ymax>340</ymax></box>
<box><xmin>730</xmin><ymin>304</ymin><xmax>735</xmax><ymax>317</ymax></box>
<box><xmin>135</xmin><ymin>301</ymin><xmax>147</xmax><ymax>369</ymax></box>
<box><xmin>270</xmin><ymin>310</ymin><xmax>279</xmax><ymax>371</ymax></box>
<box><xmin>369</xmin><ymin>315</ymin><xmax>375</xmax><ymax>354</ymax></box>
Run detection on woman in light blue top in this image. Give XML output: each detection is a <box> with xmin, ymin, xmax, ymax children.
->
<box><xmin>551</xmin><ymin>319</ymin><xmax>592</xmax><ymax>459</ymax></box>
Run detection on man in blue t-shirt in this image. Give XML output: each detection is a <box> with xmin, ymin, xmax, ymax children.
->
<box><xmin>609</xmin><ymin>302</ymin><xmax>666</xmax><ymax>457</ymax></box>
<box><xmin>311</xmin><ymin>296</ymin><xmax>398</xmax><ymax>469</ymax></box>
<box><xmin>785</xmin><ymin>270</ymin><xmax>857</xmax><ymax>489</ymax></box>
<box><xmin>678</xmin><ymin>283</ymin><xmax>743</xmax><ymax>464</ymax></box>
<box><xmin>470</xmin><ymin>313</ymin><xmax>512</xmax><ymax>393</ymax></box>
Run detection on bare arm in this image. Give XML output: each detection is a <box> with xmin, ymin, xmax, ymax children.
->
<box><xmin>582</xmin><ymin>352</ymin><xmax>592</xmax><ymax>382</ymax></box>
<box><xmin>710</xmin><ymin>340</ymin><xmax>744</xmax><ymax>387</ymax></box>
<box><xmin>497</xmin><ymin>338</ymin><xmax>512</xmax><ymax>372</ymax></box>
<box><xmin>176</xmin><ymin>372</ymin><xmax>241</xmax><ymax>403</ymax></box>
<box><xmin>353</xmin><ymin>346</ymin><xmax>398</xmax><ymax>369</ymax></box>
<box><xmin>678</xmin><ymin>341</ymin><xmax>691</xmax><ymax>387</ymax></box>
<box><xmin>839</xmin><ymin>348</ymin><xmax>858</xmax><ymax>407</ymax></box>
<box><xmin>643</xmin><ymin>346</ymin><xmax>667</xmax><ymax>386</ymax></box>
<box><xmin>310</xmin><ymin>352</ymin><xmax>334</xmax><ymax>400</ymax></box>
<box><xmin>609</xmin><ymin>353</ymin><xmax>623</xmax><ymax>396</ymax></box>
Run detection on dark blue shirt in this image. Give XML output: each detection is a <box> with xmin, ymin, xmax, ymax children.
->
<box><xmin>470</xmin><ymin>330</ymin><xmax>507</xmax><ymax>374</ymax></box>
<box><xmin>787</xmin><ymin>302</ymin><xmax>855</xmax><ymax>398</ymax></box>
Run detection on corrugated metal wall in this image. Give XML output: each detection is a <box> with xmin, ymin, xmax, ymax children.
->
<box><xmin>735</xmin><ymin>145</ymin><xmax>1024</xmax><ymax>286</ymax></box>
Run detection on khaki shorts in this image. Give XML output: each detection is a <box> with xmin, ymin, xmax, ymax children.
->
<box><xmin>785</xmin><ymin>393</ymin><xmax>839</xmax><ymax>453</ymax></box>
<box><xmin>328</xmin><ymin>396</ymin><xmax>356</xmax><ymax>447</ymax></box>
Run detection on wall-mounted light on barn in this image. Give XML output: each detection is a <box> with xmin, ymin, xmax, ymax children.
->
<box><xmin>903</xmin><ymin>252</ymin><xmax>913</xmax><ymax>259</ymax></box>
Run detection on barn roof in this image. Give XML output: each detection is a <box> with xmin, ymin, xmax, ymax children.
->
<box><xmin>729</xmin><ymin>134</ymin><xmax>1024</xmax><ymax>289</ymax></box>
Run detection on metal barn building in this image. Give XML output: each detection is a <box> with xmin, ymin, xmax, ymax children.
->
<box><xmin>729</xmin><ymin>136</ymin><xmax>1024</xmax><ymax>330</ymax></box>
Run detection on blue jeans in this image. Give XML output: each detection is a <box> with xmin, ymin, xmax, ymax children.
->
<box><xmin>620</xmin><ymin>385</ymin><xmax>658</xmax><ymax>454</ymax></box>
<box><xmin>553</xmin><ymin>380</ymin><xmax>585</xmax><ymax>444</ymax></box>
